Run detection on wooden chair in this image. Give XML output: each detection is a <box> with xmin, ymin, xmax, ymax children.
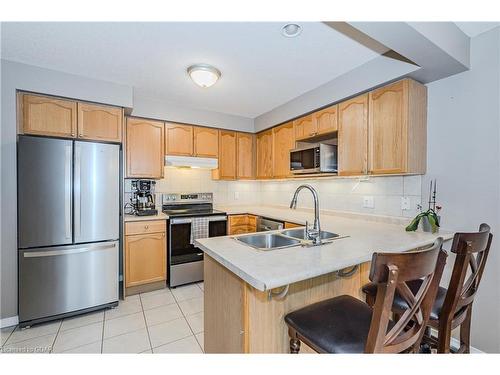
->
<box><xmin>363</xmin><ymin>223</ymin><xmax>492</xmax><ymax>353</ymax></box>
<box><xmin>284</xmin><ymin>238</ymin><xmax>447</xmax><ymax>353</ymax></box>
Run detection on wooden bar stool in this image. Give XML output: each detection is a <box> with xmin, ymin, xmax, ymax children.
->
<box><xmin>362</xmin><ymin>223</ymin><xmax>492</xmax><ymax>353</ymax></box>
<box><xmin>284</xmin><ymin>238</ymin><xmax>447</xmax><ymax>353</ymax></box>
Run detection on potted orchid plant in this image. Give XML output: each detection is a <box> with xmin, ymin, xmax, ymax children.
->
<box><xmin>406</xmin><ymin>179</ymin><xmax>441</xmax><ymax>234</ymax></box>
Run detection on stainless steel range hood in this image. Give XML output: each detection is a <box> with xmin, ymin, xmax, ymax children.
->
<box><xmin>165</xmin><ymin>155</ymin><xmax>218</xmax><ymax>169</ymax></box>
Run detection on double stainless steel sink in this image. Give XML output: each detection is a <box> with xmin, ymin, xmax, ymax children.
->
<box><xmin>234</xmin><ymin>228</ymin><xmax>341</xmax><ymax>251</ymax></box>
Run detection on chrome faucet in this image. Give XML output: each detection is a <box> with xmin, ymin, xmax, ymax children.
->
<box><xmin>289</xmin><ymin>184</ymin><xmax>321</xmax><ymax>245</ymax></box>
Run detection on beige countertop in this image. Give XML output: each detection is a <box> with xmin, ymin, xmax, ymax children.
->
<box><xmin>196</xmin><ymin>204</ymin><xmax>454</xmax><ymax>292</ymax></box>
<box><xmin>124</xmin><ymin>212</ymin><xmax>168</xmax><ymax>222</ymax></box>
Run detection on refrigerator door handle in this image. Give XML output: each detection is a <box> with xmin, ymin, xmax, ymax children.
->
<box><xmin>64</xmin><ymin>144</ymin><xmax>72</xmax><ymax>240</ymax></box>
<box><xmin>74</xmin><ymin>144</ymin><xmax>81</xmax><ymax>240</ymax></box>
<box><xmin>23</xmin><ymin>243</ymin><xmax>117</xmax><ymax>258</ymax></box>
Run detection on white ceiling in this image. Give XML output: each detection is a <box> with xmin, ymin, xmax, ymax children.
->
<box><xmin>1</xmin><ymin>22</ymin><xmax>382</xmax><ymax>118</ymax></box>
<box><xmin>455</xmin><ymin>22</ymin><xmax>500</xmax><ymax>38</ymax></box>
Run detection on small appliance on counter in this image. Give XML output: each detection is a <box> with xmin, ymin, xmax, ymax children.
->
<box><xmin>128</xmin><ymin>179</ymin><xmax>158</xmax><ymax>216</ymax></box>
<box><xmin>162</xmin><ymin>193</ymin><xmax>227</xmax><ymax>287</ymax></box>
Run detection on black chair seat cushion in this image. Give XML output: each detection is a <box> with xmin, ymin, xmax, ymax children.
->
<box><xmin>362</xmin><ymin>280</ymin><xmax>448</xmax><ymax>320</ymax></box>
<box><xmin>285</xmin><ymin>295</ymin><xmax>389</xmax><ymax>353</ymax></box>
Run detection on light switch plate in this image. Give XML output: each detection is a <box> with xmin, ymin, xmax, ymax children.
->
<box><xmin>234</xmin><ymin>192</ymin><xmax>240</xmax><ymax>200</ymax></box>
<box><xmin>401</xmin><ymin>196</ymin><xmax>411</xmax><ymax>210</ymax></box>
<box><xmin>363</xmin><ymin>196</ymin><xmax>374</xmax><ymax>208</ymax></box>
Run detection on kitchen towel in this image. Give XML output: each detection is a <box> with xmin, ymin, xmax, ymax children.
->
<box><xmin>190</xmin><ymin>217</ymin><xmax>210</xmax><ymax>244</ymax></box>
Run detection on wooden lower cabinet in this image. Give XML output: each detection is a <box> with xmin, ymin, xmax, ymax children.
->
<box><xmin>204</xmin><ymin>255</ymin><xmax>367</xmax><ymax>353</ymax></box>
<box><xmin>228</xmin><ymin>214</ymin><xmax>257</xmax><ymax>235</ymax></box>
<box><xmin>125</xmin><ymin>220</ymin><xmax>167</xmax><ymax>288</ymax></box>
<box><xmin>284</xmin><ymin>222</ymin><xmax>302</xmax><ymax>229</ymax></box>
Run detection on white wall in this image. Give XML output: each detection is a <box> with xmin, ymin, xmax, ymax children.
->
<box><xmin>0</xmin><ymin>59</ymin><xmax>134</xmax><ymax>322</ymax></box>
<box><xmin>132</xmin><ymin>90</ymin><xmax>254</xmax><ymax>132</ymax></box>
<box><xmin>424</xmin><ymin>27</ymin><xmax>500</xmax><ymax>352</ymax></box>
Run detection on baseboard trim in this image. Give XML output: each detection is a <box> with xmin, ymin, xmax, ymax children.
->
<box><xmin>0</xmin><ymin>316</ymin><xmax>19</xmax><ymax>328</ymax></box>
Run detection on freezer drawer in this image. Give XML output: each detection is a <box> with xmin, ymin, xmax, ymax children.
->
<box><xmin>19</xmin><ymin>241</ymin><xmax>119</xmax><ymax>323</ymax></box>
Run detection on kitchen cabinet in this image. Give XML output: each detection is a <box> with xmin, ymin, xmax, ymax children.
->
<box><xmin>312</xmin><ymin>104</ymin><xmax>338</xmax><ymax>135</ymax></box>
<box><xmin>237</xmin><ymin>132</ymin><xmax>255</xmax><ymax>179</ymax></box>
<box><xmin>21</xmin><ymin>93</ymin><xmax>77</xmax><ymax>138</ymax></box>
<box><xmin>126</xmin><ymin>117</ymin><xmax>165</xmax><ymax>179</ymax></box>
<box><xmin>228</xmin><ymin>214</ymin><xmax>257</xmax><ymax>235</ymax></box>
<box><xmin>77</xmin><ymin>102</ymin><xmax>123</xmax><ymax>142</ymax></box>
<box><xmin>293</xmin><ymin>114</ymin><xmax>314</xmax><ymax>140</ymax></box>
<box><xmin>272</xmin><ymin>122</ymin><xmax>295</xmax><ymax>179</ymax></box>
<box><xmin>194</xmin><ymin>126</ymin><xmax>219</xmax><ymax>158</ymax></box>
<box><xmin>338</xmin><ymin>94</ymin><xmax>369</xmax><ymax>176</ymax></box>
<box><xmin>165</xmin><ymin>123</ymin><xmax>193</xmax><ymax>156</ymax></box>
<box><xmin>218</xmin><ymin>130</ymin><xmax>237</xmax><ymax>180</ymax></box>
<box><xmin>256</xmin><ymin>129</ymin><xmax>273</xmax><ymax>179</ymax></box>
<box><xmin>368</xmin><ymin>79</ymin><xmax>427</xmax><ymax>174</ymax></box>
<box><xmin>284</xmin><ymin>222</ymin><xmax>302</xmax><ymax>229</ymax></box>
<box><xmin>125</xmin><ymin>220</ymin><xmax>167</xmax><ymax>288</ymax></box>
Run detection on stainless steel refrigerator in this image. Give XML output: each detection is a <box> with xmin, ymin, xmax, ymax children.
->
<box><xmin>17</xmin><ymin>135</ymin><xmax>120</xmax><ymax>327</ymax></box>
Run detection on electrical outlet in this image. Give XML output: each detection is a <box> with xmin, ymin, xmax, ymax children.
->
<box><xmin>401</xmin><ymin>197</ymin><xmax>411</xmax><ymax>210</ymax></box>
<box><xmin>234</xmin><ymin>191</ymin><xmax>240</xmax><ymax>200</ymax></box>
<box><xmin>363</xmin><ymin>196</ymin><xmax>374</xmax><ymax>208</ymax></box>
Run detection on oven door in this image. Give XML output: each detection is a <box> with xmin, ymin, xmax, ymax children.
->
<box><xmin>290</xmin><ymin>147</ymin><xmax>320</xmax><ymax>174</ymax></box>
<box><xmin>168</xmin><ymin>215</ymin><xmax>227</xmax><ymax>266</ymax></box>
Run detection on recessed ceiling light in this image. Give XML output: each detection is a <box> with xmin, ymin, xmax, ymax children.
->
<box><xmin>282</xmin><ymin>23</ymin><xmax>302</xmax><ymax>38</ymax></box>
<box><xmin>187</xmin><ymin>64</ymin><xmax>221</xmax><ymax>88</ymax></box>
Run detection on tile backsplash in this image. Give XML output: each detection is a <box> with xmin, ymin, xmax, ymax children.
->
<box><xmin>125</xmin><ymin>167</ymin><xmax>422</xmax><ymax>218</ymax></box>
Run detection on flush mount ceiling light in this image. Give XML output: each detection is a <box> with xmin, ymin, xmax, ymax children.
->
<box><xmin>282</xmin><ymin>23</ymin><xmax>302</xmax><ymax>38</ymax></box>
<box><xmin>187</xmin><ymin>64</ymin><xmax>221</xmax><ymax>88</ymax></box>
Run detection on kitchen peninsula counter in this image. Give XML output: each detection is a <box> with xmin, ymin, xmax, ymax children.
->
<box><xmin>196</xmin><ymin>204</ymin><xmax>453</xmax><ymax>353</ymax></box>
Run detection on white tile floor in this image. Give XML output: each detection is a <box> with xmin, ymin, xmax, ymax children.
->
<box><xmin>0</xmin><ymin>283</ymin><xmax>204</xmax><ymax>354</ymax></box>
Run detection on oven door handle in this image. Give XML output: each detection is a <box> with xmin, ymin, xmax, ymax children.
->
<box><xmin>170</xmin><ymin>215</ymin><xmax>227</xmax><ymax>224</ymax></box>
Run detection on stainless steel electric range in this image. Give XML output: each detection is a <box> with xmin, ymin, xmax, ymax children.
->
<box><xmin>162</xmin><ymin>193</ymin><xmax>227</xmax><ymax>287</ymax></box>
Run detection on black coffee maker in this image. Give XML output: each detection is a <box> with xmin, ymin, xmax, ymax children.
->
<box><xmin>131</xmin><ymin>180</ymin><xmax>158</xmax><ymax>216</ymax></box>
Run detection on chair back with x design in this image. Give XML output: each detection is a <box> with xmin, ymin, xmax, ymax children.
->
<box><xmin>441</xmin><ymin>223</ymin><xmax>492</xmax><ymax>329</ymax></box>
<box><xmin>364</xmin><ymin>238</ymin><xmax>447</xmax><ymax>353</ymax></box>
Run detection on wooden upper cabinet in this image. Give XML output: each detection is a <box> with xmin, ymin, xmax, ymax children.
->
<box><xmin>77</xmin><ymin>102</ymin><xmax>123</xmax><ymax>142</ymax></box>
<box><xmin>338</xmin><ymin>94</ymin><xmax>369</xmax><ymax>176</ymax></box>
<box><xmin>21</xmin><ymin>94</ymin><xmax>77</xmax><ymax>138</ymax></box>
<box><xmin>369</xmin><ymin>79</ymin><xmax>427</xmax><ymax>175</ymax></box>
<box><xmin>272</xmin><ymin>122</ymin><xmax>295</xmax><ymax>179</ymax></box>
<box><xmin>313</xmin><ymin>104</ymin><xmax>338</xmax><ymax>135</ymax></box>
<box><xmin>194</xmin><ymin>126</ymin><xmax>219</xmax><ymax>158</ymax></box>
<box><xmin>256</xmin><ymin>129</ymin><xmax>273</xmax><ymax>179</ymax></box>
<box><xmin>293</xmin><ymin>115</ymin><xmax>315</xmax><ymax>140</ymax></box>
<box><xmin>218</xmin><ymin>130</ymin><xmax>237</xmax><ymax>180</ymax></box>
<box><xmin>165</xmin><ymin>123</ymin><xmax>193</xmax><ymax>156</ymax></box>
<box><xmin>126</xmin><ymin>117</ymin><xmax>165</xmax><ymax>179</ymax></box>
<box><xmin>237</xmin><ymin>132</ymin><xmax>255</xmax><ymax>179</ymax></box>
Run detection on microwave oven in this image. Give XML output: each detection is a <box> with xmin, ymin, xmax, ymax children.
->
<box><xmin>290</xmin><ymin>144</ymin><xmax>337</xmax><ymax>174</ymax></box>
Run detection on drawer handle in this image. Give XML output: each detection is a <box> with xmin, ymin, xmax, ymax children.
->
<box><xmin>144</xmin><ymin>225</ymin><xmax>149</xmax><ymax>229</ymax></box>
